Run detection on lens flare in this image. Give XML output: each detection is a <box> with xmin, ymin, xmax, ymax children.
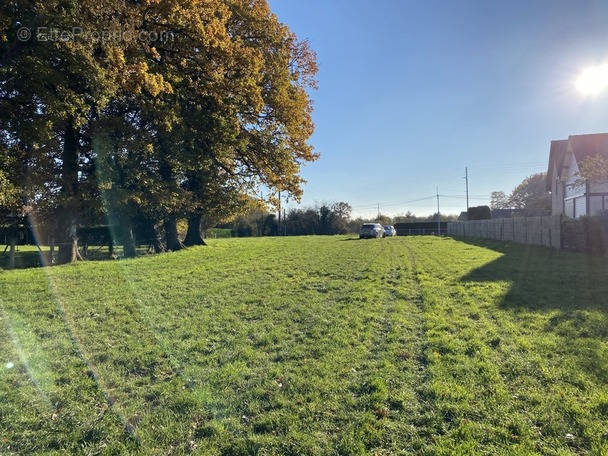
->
<box><xmin>576</xmin><ymin>64</ymin><xmax>608</xmax><ymax>95</ymax></box>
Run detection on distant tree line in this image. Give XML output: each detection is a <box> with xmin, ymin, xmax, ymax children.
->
<box><xmin>220</xmin><ymin>202</ymin><xmax>353</xmax><ymax>237</ymax></box>
<box><xmin>219</xmin><ymin>203</ymin><xmax>461</xmax><ymax>237</ymax></box>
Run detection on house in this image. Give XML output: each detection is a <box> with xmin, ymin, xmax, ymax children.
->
<box><xmin>546</xmin><ymin>133</ymin><xmax>608</xmax><ymax>218</ymax></box>
<box><xmin>457</xmin><ymin>208</ymin><xmax>526</xmax><ymax>222</ymax></box>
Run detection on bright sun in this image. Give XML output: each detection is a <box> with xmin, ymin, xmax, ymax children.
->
<box><xmin>576</xmin><ymin>64</ymin><xmax>608</xmax><ymax>95</ymax></box>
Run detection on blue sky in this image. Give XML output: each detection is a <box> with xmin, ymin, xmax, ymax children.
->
<box><xmin>268</xmin><ymin>0</ymin><xmax>608</xmax><ymax>218</ymax></box>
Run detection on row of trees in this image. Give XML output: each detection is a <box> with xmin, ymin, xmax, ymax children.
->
<box><xmin>0</xmin><ymin>0</ymin><xmax>318</xmax><ymax>263</ymax></box>
<box><xmin>222</xmin><ymin>202</ymin><xmax>353</xmax><ymax>237</ymax></box>
<box><xmin>219</xmin><ymin>203</ymin><xmax>463</xmax><ymax>237</ymax></box>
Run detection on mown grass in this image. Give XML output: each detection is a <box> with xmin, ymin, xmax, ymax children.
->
<box><xmin>0</xmin><ymin>236</ymin><xmax>607</xmax><ymax>455</ymax></box>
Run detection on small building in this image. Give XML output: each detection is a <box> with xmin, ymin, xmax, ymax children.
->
<box><xmin>490</xmin><ymin>208</ymin><xmax>527</xmax><ymax>219</ymax></box>
<box><xmin>546</xmin><ymin>133</ymin><xmax>608</xmax><ymax>218</ymax></box>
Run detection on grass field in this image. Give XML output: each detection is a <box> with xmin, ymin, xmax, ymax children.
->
<box><xmin>1</xmin><ymin>235</ymin><xmax>607</xmax><ymax>455</ymax></box>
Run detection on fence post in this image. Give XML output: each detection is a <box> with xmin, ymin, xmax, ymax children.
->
<box><xmin>513</xmin><ymin>217</ymin><xmax>516</xmax><ymax>242</ymax></box>
<box><xmin>540</xmin><ymin>216</ymin><xmax>543</xmax><ymax>247</ymax></box>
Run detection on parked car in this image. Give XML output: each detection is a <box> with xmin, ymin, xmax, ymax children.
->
<box><xmin>383</xmin><ymin>225</ymin><xmax>397</xmax><ymax>237</ymax></box>
<box><xmin>359</xmin><ymin>223</ymin><xmax>385</xmax><ymax>239</ymax></box>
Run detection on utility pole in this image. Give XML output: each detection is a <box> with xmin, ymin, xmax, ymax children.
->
<box><xmin>465</xmin><ymin>167</ymin><xmax>470</xmax><ymax>211</ymax></box>
<box><xmin>377</xmin><ymin>202</ymin><xmax>380</xmax><ymax>220</ymax></box>
<box><xmin>278</xmin><ymin>190</ymin><xmax>281</xmax><ymax>236</ymax></box>
<box><xmin>260</xmin><ymin>190</ymin><xmax>264</xmax><ymax>237</ymax></box>
<box><xmin>436</xmin><ymin>187</ymin><xmax>441</xmax><ymax>235</ymax></box>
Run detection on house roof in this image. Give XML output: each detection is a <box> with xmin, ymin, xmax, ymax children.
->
<box><xmin>569</xmin><ymin>133</ymin><xmax>608</xmax><ymax>162</ymax></box>
<box><xmin>545</xmin><ymin>140</ymin><xmax>568</xmax><ymax>191</ymax></box>
<box><xmin>546</xmin><ymin>133</ymin><xmax>608</xmax><ymax>190</ymax></box>
<box><xmin>491</xmin><ymin>208</ymin><xmax>527</xmax><ymax>219</ymax></box>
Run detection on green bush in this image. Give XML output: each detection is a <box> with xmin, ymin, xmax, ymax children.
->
<box><xmin>561</xmin><ymin>213</ymin><xmax>608</xmax><ymax>255</ymax></box>
<box><xmin>468</xmin><ymin>205</ymin><xmax>492</xmax><ymax>221</ymax></box>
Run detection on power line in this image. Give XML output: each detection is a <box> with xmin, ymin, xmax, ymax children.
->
<box><xmin>336</xmin><ymin>160</ymin><xmax>547</xmax><ymax>215</ymax></box>
<box><xmin>440</xmin><ymin>195</ymin><xmax>488</xmax><ymax>200</ymax></box>
<box><xmin>352</xmin><ymin>195</ymin><xmax>436</xmax><ymax>210</ymax></box>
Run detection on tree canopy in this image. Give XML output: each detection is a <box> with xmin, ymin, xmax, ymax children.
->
<box><xmin>574</xmin><ymin>154</ymin><xmax>608</xmax><ymax>187</ymax></box>
<box><xmin>508</xmin><ymin>172</ymin><xmax>550</xmax><ymax>215</ymax></box>
<box><xmin>490</xmin><ymin>191</ymin><xmax>509</xmax><ymax>210</ymax></box>
<box><xmin>490</xmin><ymin>172</ymin><xmax>550</xmax><ymax>216</ymax></box>
<box><xmin>0</xmin><ymin>0</ymin><xmax>318</xmax><ymax>263</ymax></box>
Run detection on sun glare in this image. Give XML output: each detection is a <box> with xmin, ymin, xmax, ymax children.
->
<box><xmin>576</xmin><ymin>64</ymin><xmax>608</xmax><ymax>95</ymax></box>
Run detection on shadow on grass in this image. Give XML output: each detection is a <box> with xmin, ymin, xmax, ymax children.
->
<box><xmin>457</xmin><ymin>237</ymin><xmax>608</xmax><ymax>313</ymax></box>
<box><xmin>0</xmin><ymin>249</ymin><xmax>47</xmax><ymax>270</ymax></box>
<box><xmin>457</xmin><ymin>237</ymin><xmax>608</xmax><ymax>381</ymax></box>
<box><xmin>0</xmin><ymin>245</ymin><xmax>150</xmax><ymax>270</ymax></box>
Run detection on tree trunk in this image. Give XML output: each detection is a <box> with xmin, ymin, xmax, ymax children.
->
<box><xmin>56</xmin><ymin>121</ymin><xmax>80</xmax><ymax>265</ymax></box>
<box><xmin>8</xmin><ymin>233</ymin><xmax>16</xmax><ymax>269</ymax></box>
<box><xmin>141</xmin><ymin>218</ymin><xmax>164</xmax><ymax>253</ymax></box>
<box><xmin>164</xmin><ymin>215</ymin><xmax>185</xmax><ymax>251</ymax></box>
<box><xmin>151</xmin><ymin>221</ymin><xmax>165</xmax><ymax>254</ymax></box>
<box><xmin>57</xmin><ymin>220</ymin><xmax>79</xmax><ymax>264</ymax></box>
<box><xmin>183</xmin><ymin>213</ymin><xmax>207</xmax><ymax>246</ymax></box>
<box><xmin>121</xmin><ymin>216</ymin><xmax>137</xmax><ymax>258</ymax></box>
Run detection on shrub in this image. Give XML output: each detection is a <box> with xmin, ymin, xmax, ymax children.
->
<box><xmin>561</xmin><ymin>213</ymin><xmax>608</xmax><ymax>255</ymax></box>
<box><xmin>468</xmin><ymin>206</ymin><xmax>492</xmax><ymax>221</ymax></box>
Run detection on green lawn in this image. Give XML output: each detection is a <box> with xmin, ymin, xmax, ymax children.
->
<box><xmin>0</xmin><ymin>236</ymin><xmax>607</xmax><ymax>455</ymax></box>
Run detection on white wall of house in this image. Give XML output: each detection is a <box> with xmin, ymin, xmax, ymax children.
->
<box><xmin>563</xmin><ymin>151</ymin><xmax>584</xmax><ymax>198</ymax></box>
<box><xmin>590</xmin><ymin>196</ymin><xmax>605</xmax><ymax>214</ymax></box>
<box><xmin>550</xmin><ymin>162</ymin><xmax>564</xmax><ymax>216</ymax></box>
<box><xmin>548</xmin><ymin>134</ymin><xmax>608</xmax><ymax>218</ymax></box>
<box><xmin>564</xmin><ymin>198</ymin><xmax>574</xmax><ymax>218</ymax></box>
<box><xmin>589</xmin><ymin>181</ymin><xmax>608</xmax><ymax>215</ymax></box>
<box><xmin>561</xmin><ymin>150</ymin><xmax>584</xmax><ymax>218</ymax></box>
<box><xmin>575</xmin><ymin>196</ymin><xmax>587</xmax><ymax>217</ymax></box>
<box><xmin>560</xmin><ymin>152</ymin><xmax>608</xmax><ymax>218</ymax></box>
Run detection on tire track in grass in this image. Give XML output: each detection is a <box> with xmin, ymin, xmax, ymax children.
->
<box><xmin>399</xmin><ymin>238</ymin><xmax>442</xmax><ymax>452</ymax></box>
<box><xmin>406</xmin><ymin>238</ymin><xmax>515</xmax><ymax>453</ymax></box>
<box><xmin>343</xmin><ymin>238</ymin><xmax>435</xmax><ymax>453</ymax></box>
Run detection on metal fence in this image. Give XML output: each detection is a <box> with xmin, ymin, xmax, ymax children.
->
<box><xmin>394</xmin><ymin>222</ymin><xmax>448</xmax><ymax>236</ymax></box>
<box><xmin>447</xmin><ymin>215</ymin><xmax>562</xmax><ymax>249</ymax></box>
<box><xmin>396</xmin><ymin>228</ymin><xmax>448</xmax><ymax>236</ymax></box>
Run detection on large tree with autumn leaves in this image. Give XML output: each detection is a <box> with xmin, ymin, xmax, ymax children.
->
<box><xmin>0</xmin><ymin>0</ymin><xmax>317</xmax><ymax>263</ymax></box>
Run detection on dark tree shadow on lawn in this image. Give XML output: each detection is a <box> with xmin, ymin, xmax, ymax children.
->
<box><xmin>0</xmin><ymin>249</ymin><xmax>48</xmax><ymax>269</ymax></box>
<box><xmin>457</xmin><ymin>237</ymin><xmax>608</xmax><ymax>314</ymax></box>
<box><xmin>457</xmin><ymin>237</ymin><xmax>608</xmax><ymax>381</ymax></box>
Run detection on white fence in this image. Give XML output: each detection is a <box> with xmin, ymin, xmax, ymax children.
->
<box><xmin>447</xmin><ymin>215</ymin><xmax>561</xmax><ymax>249</ymax></box>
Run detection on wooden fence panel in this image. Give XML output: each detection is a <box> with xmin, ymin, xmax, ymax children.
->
<box><xmin>447</xmin><ymin>215</ymin><xmax>562</xmax><ymax>249</ymax></box>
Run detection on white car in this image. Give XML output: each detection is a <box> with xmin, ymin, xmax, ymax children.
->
<box><xmin>383</xmin><ymin>225</ymin><xmax>397</xmax><ymax>237</ymax></box>
<box><xmin>359</xmin><ymin>223</ymin><xmax>385</xmax><ymax>239</ymax></box>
